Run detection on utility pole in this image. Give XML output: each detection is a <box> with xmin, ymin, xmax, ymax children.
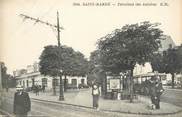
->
<box><xmin>19</xmin><ymin>11</ymin><xmax>64</xmax><ymax>100</ymax></box>
<box><xmin>57</xmin><ymin>11</ymin><xmax>64</xmax><ymax>100</ymax></box>
<box><xmin>57</xmin><ymin>12</ymin><xmax>61</xmax><ymax>47</ymax></box>
<box><xmin>19</xmin><ymin>14</ymin><xmax>64</xmax><ymax>30</ymax></box>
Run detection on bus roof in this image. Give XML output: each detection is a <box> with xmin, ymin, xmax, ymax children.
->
<box><xmin>134</xmin><ymin>72</ymin><xmax>166</xmax><ymax>78</ymax></box>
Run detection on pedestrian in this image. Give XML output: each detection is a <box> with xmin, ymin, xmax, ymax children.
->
<box><xmin>13</xmin><ymin>85</ymin><xmax>31</xmax><ymax>117</ymax></box>
<box><xmin>92</xmin><ymin>83</ymin><xmax>100</xmax><ymax>110</ymax></box>
<box><xmin>150</xmin><ymin>81</ymin><xmax>157</xmax><ymax>109</ymax></box>
<box><xmin>155</xmin><ymin>81</ymin><xmax>164</xmax><ymax>109</ymax></box>
<box><xmin>31</xmin><ymin>85</ymin><xmax>35</xmax><ymax>93</ymax></box>
<box><xmin>149</xmin><ymin>79</ymin><xmax>164</xmax><ymax>109</ymax></box>
<box><xmin>35</xmin><ymin>84</ymin><xmax>39</xmax><ymax>96</ymax></box>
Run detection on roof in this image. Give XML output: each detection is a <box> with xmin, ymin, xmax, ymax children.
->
<box><xmin>15</xmin><ymin>71</ymin><xmax>40</xmax><ymax>79</ymax></box>
<box><xmin>134</xmin><ymin>72</ymin><xmax>166</xmax><ymax>78</ymax></box>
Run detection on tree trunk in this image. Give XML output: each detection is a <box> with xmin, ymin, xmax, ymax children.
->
<box><xmin>171</xmin><ymin>73</ymin><xmax>175</xmax><ymax>89</ymax></box>
<box><xmin>59</xmin><ymin>74</ymin><xmax>64</xmax><ymax>100</ymax></box>
<box><xmin>103</xmin><ymin>73</ymin><xmax>107</xmax><ymax>98</ymax></box>
<box><xmin>64</xmin><ymin>75</ymin><xmax>67</xmax><ymax>92</ymax></box>
<box><xmin>53</xmin><ymin>78</ymin><xmax>56</xmax><ymax>96</ymax></box>
<box><xmin>130</xmin><ymin>69</ymin><xmax>134</xmax><ymax>103</ymax></box>
<box><xmin>6</xmin><ymin>78</ymin><xmax>8</xmax><ymax>92</ymax></box>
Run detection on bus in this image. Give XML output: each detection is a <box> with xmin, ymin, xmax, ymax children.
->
<box><xmin>133</xmin><ymin>72</ymin><xmax>166</xmax><ymax>95</ymax></box>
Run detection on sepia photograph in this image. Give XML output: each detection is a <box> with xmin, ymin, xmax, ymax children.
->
<box><xmin>0</xmin><ymin>0</ymin><xmax>182</xmax><ymax>117</ymax></box>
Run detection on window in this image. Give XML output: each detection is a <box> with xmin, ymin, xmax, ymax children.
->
<box><xmin>71</xmin><ymin>79</ymin><xmax>77</xmax><ymax>85</ymax></box>
<box><xmin>26</xmin><ymin>80</ymin><xmax>29</xmax><ymax>87</ymax></box>
<box><xmin>81</xmin><ymin>79</ymin><xmax>85</xmax><ymax>84</ymax></box>
<box><xmin>52</xmin><ymin>78</ymin><xmax>59</xmax><ymax>86</ymax></box>
<box><xmin>42</xmin><ymin>78</ymin><xmax>47</xmax><ymax>87</ymax></box>
<box><xmin>32</xmin><ymin>78</ymin><xmax>35</xmax><ymax>86</ymax></box>
<box><xmin>63</xmin><ymin>79</ymin><xmax>68</xmax><ymax>85</ymax></box>
<box><xmin>23</xmin><ymin>81</ymin><xmax>25</xmax><ymax>87</ymax></box>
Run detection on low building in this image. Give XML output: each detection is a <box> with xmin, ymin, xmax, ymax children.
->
<box><xmin>176</xmin><ymin>74</ymin><xmax>182</xmax><ymax>87</ymax></box>
<box><xmin>14</xmin><ymin>62</ymin><xmax>87</xmax><ymax>90</ymax></box>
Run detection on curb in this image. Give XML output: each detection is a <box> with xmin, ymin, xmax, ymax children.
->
<box><xmin>31</xmin><ymin>98</ymin><xmax>93</xmax><ymax>109</ymax></box>
<box><xmin>165</xmin><ymin>88</ymin><xmax>182</xmax><ymax>92</ymax></box>
<box><xmin>102</xmin><ymin>109</ymin><xmax>182</xmax><ymax>116</ymax></box>
<box><xmin>31</xmin><ymin>98</ymin><xmax>182</xmax><ymax>116</ymax></box>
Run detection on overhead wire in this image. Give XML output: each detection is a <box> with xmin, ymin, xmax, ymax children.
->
<box><xmin>14</xmin><ymin>0</ymin><xmax>63</xmax><ymax>44</ymax></box>
<box><xmin>9</xmin><ymin>0</ymin><xmax>40</xmax><ymax>40</ymax></box>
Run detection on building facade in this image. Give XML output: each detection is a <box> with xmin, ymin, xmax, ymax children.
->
<box><xmin>14</xmin><ymin>62</ymin><xmax>87</xmax><ymax>90</ymax></box>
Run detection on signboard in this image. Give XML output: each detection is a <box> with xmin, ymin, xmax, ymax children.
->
<box><xmin>109</xmin><ymin>79</ymin><xmax>120</xmax><ymax>90</ymax></box>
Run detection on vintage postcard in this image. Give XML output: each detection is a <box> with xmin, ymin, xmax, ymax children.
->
<box><xmin>0</xmin><ymin>0</ymin><xmax>182</xmax><ymax>117</ymax></box>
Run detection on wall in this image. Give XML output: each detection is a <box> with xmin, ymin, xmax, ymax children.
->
<box><xmin>16</xmin><ymin>72</ymin><xmax>87</xmax><ymax>90</ymax></box>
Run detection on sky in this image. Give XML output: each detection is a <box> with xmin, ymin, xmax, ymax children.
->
<box><xmin>0</xmin><ymin>0</ymin><xmax>182</xmax><ymax>74</ymax></box>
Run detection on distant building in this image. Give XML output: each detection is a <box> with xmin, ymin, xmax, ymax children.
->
<box><xmin>159</xmin><ymin>36</ymin><xmax>176</xmax><ymax>52</ymax></box>
<box><xmin>14</xmin><ymin>62</ymin><xmax>87</xmax><ymax>90</ymax></box>
<box><xmin>133</xmin><ymin>37</ymin><xmax>181</xmax><ymax>85</ymax></box>
<box><xmin>133</xmin><ymin>62</ymin><xmax>153</xmax><ymax>76</ymax></box>
<box><xmin>176</xmin><ymin>74</ymin><xmax>182</xmax><ymax>86</ymax></box>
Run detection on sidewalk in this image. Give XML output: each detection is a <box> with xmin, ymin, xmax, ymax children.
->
<box><xmin>29</xmin><ymin>88</ymin><xmax>182</xmax><ymax>115</ymax></box>
<box><xmin>164</xmin><ymin>86</ymin><xmax>182</xmax><ymax>91</ymax></box>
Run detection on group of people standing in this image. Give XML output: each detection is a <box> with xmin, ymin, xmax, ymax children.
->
<box><xmin>32</xmin><ymin>84</ymin><xmax>46</xmax><ymax>96</ymax></box>
<box><xmin>91</xmin><ymin>78</ymin><xmax>165</xmax><ymax>110</ymax></box>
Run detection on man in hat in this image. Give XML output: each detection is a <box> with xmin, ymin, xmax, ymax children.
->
<box><xmin>149</xmin><ymin>78</ymin><xmax>164</xmax><ymax>109</ymax></box>
<box><xmin>92</xmin><ymin>83</ymin><xmax>100</xmax><ymax>110</ymax></box>
<box><xmin>13</xmin><ymin>85</ymin><xmax>31</xmax><ymax>117</ymax></box>
<box><xmin>155</xmin><ymin>80</ymin><xmax>164</xmax><ymax>109</ymax></box>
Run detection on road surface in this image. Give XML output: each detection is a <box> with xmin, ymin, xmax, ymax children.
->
<box><xmin>161</xmin><ymin>88</ymin><xmax>182</xmax><ymax>107</ymax></box>
<box><xmin>0</xmin><ymin>89</ymin><xmax>182</xmax><ymax>117</ymax></box>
